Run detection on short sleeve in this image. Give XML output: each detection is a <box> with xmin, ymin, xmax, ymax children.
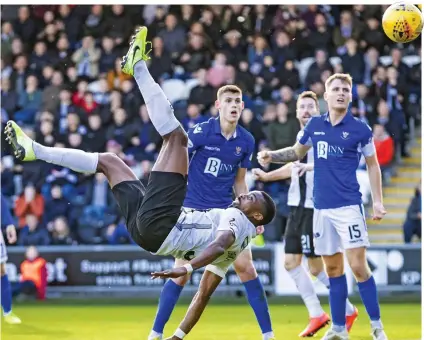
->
<box><xmin>187</xmin><ymin>124</ymin><xmax>203</xmax><ymax>155</ymax></box>
<box><xmin>360</xmin><ymin>123</ymin><xmax>376</xmax><ymax>157</ymax></box>
<box><xmin>216</xmin><ymin>208</ymin><xmax>243</xmax><ymax>240</ymax></box>
<box><xmin>298</xmin><ymin>119</ymin><xmax>313</xmax><ymax>147</ymax></box>
<box><xmin>240</xmin><ymin>136</ymin><xmax>255</xmax><ymax>169</ymax></box>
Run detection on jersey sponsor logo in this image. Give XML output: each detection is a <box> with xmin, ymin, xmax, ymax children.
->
<box><xmin>341</xmin><ymin>131</ymin><xmax>350</xmax><ymax>140</ymax></box>
<box><xmin>205</xmin><ymin>146</ymin><xmax>221</xmax><ymax>152</ymax></box>
<box><xmin>234</xmin><ymin>146</ymin><xmax>242</xmax><ymax>156</ymax></box>
<box><xmin>193</xmin><ymin>125</ymin><xmax>202</xmax><ymax>134</ymax></box>
<box><xmin>314</xmin><ymin>131</ymin><xmax>325</xmax><ymax>135</ymax></box>
<box><xmin>317</xmin><ymin>141</ymin><xmax>344</xmax><ymax>159</ymax></box>
<box><xmin>204</xmin><ymin>157</ymin><xmax>236</xmax><ymax>177</ymax></box>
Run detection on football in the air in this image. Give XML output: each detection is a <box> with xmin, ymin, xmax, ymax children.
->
<box><xmin>382</xmin><ymin>2</ymin><xmax>423</xmax><ymax>43</ymax></box>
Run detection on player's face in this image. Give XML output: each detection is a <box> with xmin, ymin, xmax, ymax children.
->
<box><xmin>216</xmin><ymin>93</ymin><xmax>244</xmax><ymax>124</ymax></box>
<box><xmin>296</xmin><ymin>97</ymin><xmax>318</xmax><ymax>126</ymax></box>
<box><xmin>232</xmin><ymin>191</ymin><xmax>264</xmax><ymax>225</ymax></box>
<box><xmin>324</xmin><ymin>79</ymin><xmax>352</xmax><ymax>112</ymax></box>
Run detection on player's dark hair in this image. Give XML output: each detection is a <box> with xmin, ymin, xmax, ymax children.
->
<box><xmin>260</xmin><ymin>191</ymin><xmax>276</xmax><ymax>225</ymax></box>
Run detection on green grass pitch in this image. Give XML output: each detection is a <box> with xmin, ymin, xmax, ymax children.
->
<box><xmin>1</xmin><ymin>301</ymin><xmax>421</xmax><ymax>339</ymax></box>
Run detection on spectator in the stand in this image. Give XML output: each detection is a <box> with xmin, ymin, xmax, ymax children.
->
<box><xmin>188</xmin><ymin>69</ymin><xmax>215</xmax><ymax>110</ymax></box>
<box><xmin>41</xmin><ymin>70</ymin><xmax>64</xmax><ymax>112</ymax></box>
<box><xmin>1</xmin><ymin>78</ymin><xmax>18</xmax><ymax>116</ymax></box>
<box><xmin>43</xmin><ymin>185</ymin><xmax>70</xmax><ymax>229</ymax></box>
<box><xmin>84</xmin><ymin>114</ymin><xmax>106</xmax><ymax>153</ymax></box>
<box><xmin>35</xmin><ymin>119</ymin><xmax>56</xmax><ymax>147</ymax></box>
<box><xmin>50</xmin><ymin>216</ymin><xmax>75</xmax><ymax>245</ymax></box>
<box><xmin>18</xmin><ymin>214</ymin><xmax>50</xmax><ymax>246</ymax></box>
<box><xmin>149</xmin><ymin>36</ymin><xmax>173</xmax><ymax>82</ymax></box>
<box><xmin>107</xmin><ymin>57</ymin><xmax>132</xmax><ymax>90</ymax></box>
<box><xmin>15</xmin><ymin>184</ymin><xmax>45</xmax><ymax>228</ymax></box>
<box><xmin>158</xmin><ymin>14</ymin><xmax>186</xmax><ymax>58</ymax></box>
<box><xmin>15</xmin><ymin>75</ymin><xmax>42</xmax><ymax>124</ymax></box>
<box><xmin>305</xmin><ymin>49</ymin><xmax>333</xmax><ymax>87</ymax></box>
<box><xmin>373</xmin><ymin>124</ymin><xmax>395</xmax><ymax>181</ymax></box>
<box><xmin>83</xmin><ymin>5</ymin><xmax>106</xmax><ymax>39</ymax></box>
<box><xmin>308</xmin><ymin>13</ymin><xmax>332</xmax><ymax>55</ymax></box>
<box><xmin>272</xmin><ymin>30</ymin><xmax>297</xmax><ymax>68</ymax></box>
<box><xmin>333</xmin><ymin>10</ymin><xmax>363</xmax><ymax>53</ymax></box>
<box><xmin>13</xmin><ymin>6</ymin><xmax>37</xmax><ymax>46</ymax></box>
<box><xmin>72</xmin><ymin>35</ymin><xmax>101</xmax><ymax>80</ymax></box>
<box><xmin>99</xmin><ymin>36</ymin><xmax>119</xmax><ymax>75</ymax></box>
<box><xmin>16</xmin><ymin>246</ymin><xmax>47</xmax><ymax>300</ymax></box>
<box><xmin>105</xmin><ymin>5</ymin><xmax>132</xmax><ymax>47</ymax></box>
<box><xmin>361</xmin><ymin>17</ymin><xmax>385</xmax><ymax>53</ymax></box>
<box><xmin>207</xmin><ymin>52</ymin><xmax>229</xmax><ymax>88</ymax></box>
<box><xmin>182</xmin><ymin>104</ymin><xmax>208</xmax><ymax>131</ymax></box>
<box><xmin>341</xmin><ymin>38</ymin><xmax>365</xmax><ymax>84</ymax></box>
<box><xmin>266</xmin><ymin>102</ymin><xmax>299</xmax><ymax>151</ymax></box>
<box><xmin>403</xmin><ymin>182</ymin><xmax>421</xmax><ymax>243</ymax></box>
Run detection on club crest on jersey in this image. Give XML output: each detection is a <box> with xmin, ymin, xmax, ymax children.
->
<box><xmin>234</xmin><ymin>146</ymin><xmax>242</xmax><ymax>156</ymax></box>
<box><xmin>341</xmin><ymin>131</ymin><xmax>350</xmax><ymax>140</ymax></box>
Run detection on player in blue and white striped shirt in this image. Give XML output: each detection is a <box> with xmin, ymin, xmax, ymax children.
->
<box><xmin>258</xmin><ymin>74</ymin><xmax>387</xmax><ymax>340</ymax></box>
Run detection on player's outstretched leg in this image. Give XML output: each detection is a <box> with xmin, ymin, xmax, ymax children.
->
<box><xmin>121</xmin><ymin>26</ymin><xmax>188</xmax><ymax>177</ymax></box>
<box><xmin>4</xmin><ymin>121</ymin><xmax>138</xmax><ymax>189</ymax></box>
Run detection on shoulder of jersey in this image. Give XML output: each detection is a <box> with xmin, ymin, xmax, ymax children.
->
<box><xmin>352</xmin><ymin>116</ymin><xmax>372</xmax><ymax>131</ymax></box>
<box><xmin>191</xmin><ymin>119</ymin><xmax>212</xmax><ymax>135</ymax></box>
<box><xmin>237</xmin><ymin>124</ymin><xmax>255</xmax><ymax>144</ymax></box>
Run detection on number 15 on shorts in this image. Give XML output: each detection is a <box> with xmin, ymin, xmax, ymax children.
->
<box><xmin>348</xmin><ymin>224</ymin><xmax>361</xmax><ymax>240</ymax></box>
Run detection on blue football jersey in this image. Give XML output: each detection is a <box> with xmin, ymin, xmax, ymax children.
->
<box><xmin>184</xmin><ymin>117</ymin><xmax>255</xmax><ymax>209</ymax></box>
<box><xmin>298</xmin><ymin>112</ymin><xmax>376</xmax><ymax>209</ymax></box>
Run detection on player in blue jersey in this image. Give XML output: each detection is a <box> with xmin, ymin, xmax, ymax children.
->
<box><xmin>0</xmin><ymin>194</ymin><xmax>21</xmax><ymax>324</ymax></box>
<box><xmin>149</xmin><ymin>84</ymin><xmax>275</xmax><ymax>340</ymax></box>
<box><xmin>253</xmin><ymin>91</ymin><xmax>358</xmax><ymax>337</ymax></box>
<box><xmin>258</xmin><ymin>74</ymin><xmax>387</xmax><ymax>340</ymax></box>
<box><xmin>5</xmin><ymin>27</ymin><xmax>276</xmax><ymax>339</ymax></box>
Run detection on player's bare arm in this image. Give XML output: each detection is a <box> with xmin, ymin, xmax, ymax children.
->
<box><xmin>364</xmin><ymin>154</ymin><xmax>387</xmax><ymax>220</ymax></box>
<box><xmin>253</xmin><ymin>163</ymin><xmax>294</xmax><ymax>182</ymax></box>
<box><xmin>151</xmin><ymin>230</ymin><xmax>236</xmax><ymax>279</ymax></box>
<box><xmin>233</xmin><ymin>168</ymin><xmax>249</xmax><ymax>195</ymax></box>
<box><xmin>257</xmin><ymin>142</ymin><xmax>311</xmax><ymax>166</ymax></box>
<box><xmin>167</xmin><ymin>270</ymin><xmax>223</xmax><ymax>339</ymax></box>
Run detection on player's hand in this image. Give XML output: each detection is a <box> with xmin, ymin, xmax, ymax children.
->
<box><xmin>293</xmin><ymin>163</ymin><xmax>308</xmax><ymax>177</ymax></box>
<box><xmin>151</xmin><ymin>266</ymin><xmax>188</xmax><ymax>279</ymax></box>
<box><xmin>252</xmin><ymin>168</ymin><xmax>267</xmax><ymax>181</ymax></box>
<box><xmin>5</xmin><ymin>224</ymin><xmax>17</xmax><ymax>244</ymax></box>
<box><xmin>257</xmin><ymin>151</ymin><xmax>272</xmax><ymax>167</ymax></box>
<box><xmin>372</xmin><ymin>202</ymin><xmax>387</xmax><ymax>221</ymax></box>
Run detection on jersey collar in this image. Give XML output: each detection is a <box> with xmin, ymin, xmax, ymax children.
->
<box><xmin>323</xmin><ymin>111</ymin><xmax>353</xmax><ymax>126</ymax></box>
<box><xmin>213</xmin><ymin>117</ymin><xmax>238</xmax><ymax>139</ymax></box>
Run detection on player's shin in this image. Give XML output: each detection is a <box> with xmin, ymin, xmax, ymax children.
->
<box><xmin>151</xmin><ymin>280</ymin><xmax>184</xmax><ymax>336</ymax></box>
<box><xmin>1</xmin><ymin>274</ymin><xmax>12</xmax><ymax>315</ymax></box>
<box><xmin>288</xmin><ymin>266</ymin><xmax>325</xmax><ymax>318</ymax></box>
<box><xmin>33</xmin><ymin>143</ymin><xmax>98</xmax><ymax>174</ymax></box>
<box><xmin>358</xmin><ymin>275</ymin><xmax>383</xmax><ymax>328</ymax></box>
<box><xmin>243</xmin><ymin>277</ymin><xmax>274</xmax><ymax>337</ymax></box>
<box><xmin>328</xmin><ymin>274</ymin><xmax>348</xmax><ymax>331</ymax></box>
<box><xmin>133</xmin><ymin>61</ymin><xmax>180</xmax><ymax>137</ymax></box>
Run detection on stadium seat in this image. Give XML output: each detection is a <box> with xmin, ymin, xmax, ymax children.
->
<box><xmin>296</xmin><ymin>57</ymin><xmax>315</xmax><ymax>84</ymax></box>
<box><xmin>402</xmin><ymin>55</ymin><xmax>421</xmax><ymax>67</ymax></box>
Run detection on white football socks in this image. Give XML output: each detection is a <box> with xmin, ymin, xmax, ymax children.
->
<box><xmin>288</xmin><ymin>266</ymin><xmax>325</xmax><ymax>318</ymax></box>
<box><xmin>134</xmin><ymin>61</ymin><xmax>180</xmax><ymax>136</ymax></box>
<box><xmin>33</xmin><ymin>143</ymin><xmax>98</xmax><ymax>174</ymax></box>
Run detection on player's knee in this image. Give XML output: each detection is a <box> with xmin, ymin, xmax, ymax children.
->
<box><xmin>325</xmin><ymin>262</ymin><xmax>343</xmax><ymax>277</ymax></box>
<box><xmin>98</xmin><ymin>152</ymin><xmax>120</xmax><ymax>172</ymax></box>
<box><xmin>166</xmin><ymin>125</ymin><xmax>188</xmax><ymax>146</ymax></box>
<box><xmin>172</xmin><ymin>275</ymin><xmax>190</xmax><ymax>286</ymax></box>
<box><xmin>349</xmin><ymin>260</ymin><xmax>371</xmax><ymax>282</ymax></box>
<box><xmin>234</xmin><ymin>261</ymin><xmax>257</xmax><ymax>282</ymax></box>
<box><xmin>308</xmin><ymin>258</ymin><xmax>324</xmax><ymax>277</ymax></box>
<box><xmin>0</xmin><ymin>263</ymin><xmax>6</xmax><ymax>276</ymax></box>
<box><xmin>284</xmin><ymin>256</ymin><xmax>301</xmax><ymax>272</ymax></box>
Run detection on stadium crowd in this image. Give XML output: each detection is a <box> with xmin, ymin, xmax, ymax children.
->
<box><xmin>1</xmin><ymin>5</ymin><xmax>421</xmax><ymax>246</ymax></box>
